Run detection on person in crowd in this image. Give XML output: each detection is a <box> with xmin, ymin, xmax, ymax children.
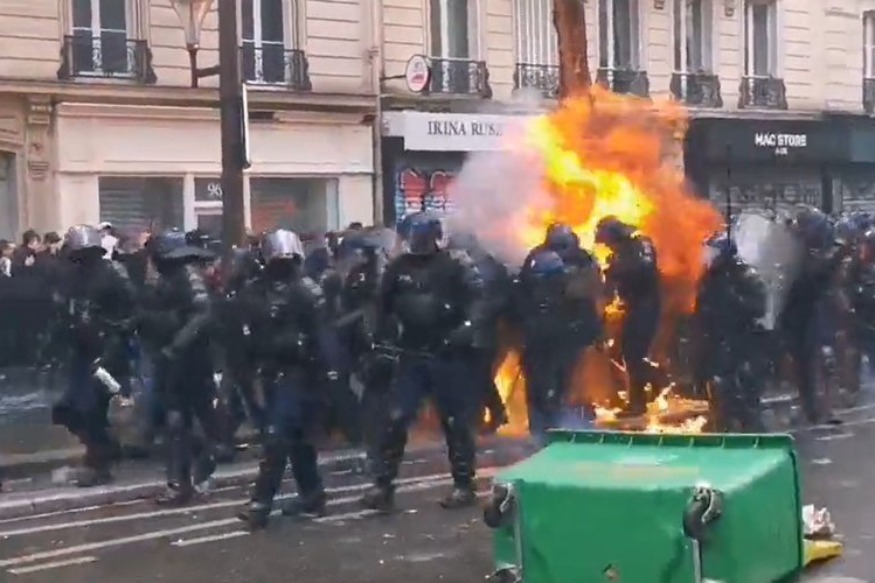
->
<box><xmin>98</xmin><ymin>222</ymin><xmax>119</xmax><ymax>260</ymax></box>
<box><xmin>12</xmin><ymin>229</ymin><xmax>41</xmax><ymax>274</ymax></box>
<box><xmin>0</xmin><ymin>239</ymin><xmax>13</xmax><ymax>277</ymax></box>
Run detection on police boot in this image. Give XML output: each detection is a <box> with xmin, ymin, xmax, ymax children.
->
<box><xmin>156</xmin><ymin>419</ymin><xmax>194</xmax><ymax>506</ymax></box>
<box><xmin>439</xmin><ymin>483</ymin><xmax>477</xmax><ymax>509</ymax></box>
<box><xmin>442</xmin><ymin>423</ymin><xmax>477</xmax><ymax>509</ymax></box>
<box><xmin>74</xmin><ymin>442</ymin><xmax>113</xmax><ymax>488</ymax></box>
<box><xmin>283</xmin><ymin>440</ymin><xmax>326</xmax><ymax>517</ymax></box>
<box><xmin>281</xmin><ymin>490</ymin><xmax>327</xmax><ymax>518</ymax></box>
<box><xmin>237</xmin><ymin>501</ymin><xmax>272</xmax><ymax>531</ymax></box>
<box><xmin>192</xmin><ymin>451</ymin><xmax>217</xmax><ymax>492</ymax></box>
<box><xmin>238</xmin><ymin>437</ymin><xmax>287</xmax><ymax>530</ymax></box>
<box><xmin>359</xmin><ymin>484</ymin><xmax>395</xmax><ymax>514</ymax></box>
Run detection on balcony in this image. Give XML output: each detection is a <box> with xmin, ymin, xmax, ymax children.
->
<box><xmin>425</xmin><ymin>58</ymin><xmax>491</xmax><ymax>98</ymax></box>
<box><xmin>241</xmin><ymin>45</ymin><xmax>311</xmax><ymax>90</ymax></box>
<box><xmin>738</xmin><ymin>76</ymin><xmax>787</xmax><ymax>109</ymax></box>
<box><xmin>596</xmin><ymin>68</ymin><xmax>649</xmax><ymax>98</ymax></box>
<box><xmin>514</xmin><ymin>63</ymin><xmax>560</xmax><ymax>99</ymax></box>
<box><xmin>865</xmin><ymin>78</ymin><xmax>875</xmax><ymax>114</ymax></box>
<box><xmin>670</xmin><ymin>72</ymin><xmax>722</xmax><ymax>108</ymax></box>
<box><xmin>57</xmin><ymin>35</ymin><xmax>156</xmax><ymax>84</ymax></box>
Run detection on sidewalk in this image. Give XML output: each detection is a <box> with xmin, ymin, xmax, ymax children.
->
<box><xmin>0</xmin><ymin>387</ymin><xmax>811</xmax><ymax>484</ymax></box>
<box><xmin>0</xmin><ymin>435</ymin><xmax>528</xmax><ymax>521</ymax></box>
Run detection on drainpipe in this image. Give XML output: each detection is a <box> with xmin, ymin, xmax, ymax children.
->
<box><xmin>370</xmin><ymin>0</ymin><xmax>385</xmax><ymax>226</ymax></box>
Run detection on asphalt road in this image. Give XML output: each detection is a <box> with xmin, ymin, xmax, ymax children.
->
<box><xmin>0</xmin><ymin>408</ymin><xmax>874</xmax><ymax>583</ymax></box>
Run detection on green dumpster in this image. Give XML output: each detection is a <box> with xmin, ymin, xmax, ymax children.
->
<box><xmin>485</xmin><ymin>431</ymin><xmax>804</xmax><ymax>583</ymax></box>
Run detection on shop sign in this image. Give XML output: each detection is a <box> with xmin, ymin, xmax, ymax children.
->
<box><xmin>401</xmin><ymin>112</ymin><xmax>527</xmax><ymax>152</ymax></box>
<box><xmin>753</xmin><ymin>132</ymin><xmax>807</xmax><ymax>156</ymax></box>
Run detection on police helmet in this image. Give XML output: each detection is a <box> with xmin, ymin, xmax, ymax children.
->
<box><xmin>594</xmin><ymin>216</ymin><xmax>634</xmax><ymax>246</ymax></box>
<box><xmin>64</xmin><ymin>224</ymin><xmax>103</xmax><ymax>252</ymax></box>
<box><xmin>400</xmin><ymin>211</ymin><xmax>445</xmax><ymax>255</ymax></box>
<box><xmin>544</xmin><ymin>223</ymin><xmax>579</xmax><ymax>252</ymax></box>
<box><xmin>261</xmin><ymin>229</ymin><xmax>305</xmax><ymax>263</ymax></box>
<box><xmin>526</xmin><ymin>249</ymin><xmax>566</xmax><ymax>278</ymax></box>
<box><xmin>149</xmin><ymin>229</ymin><xmax>215</xmax><ymax>262</ymax></box>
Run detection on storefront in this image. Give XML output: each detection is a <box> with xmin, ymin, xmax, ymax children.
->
<box><xmin>380</xmin><ymin>111</ymin><xmax>530</xmax><ymax>226</ymax></box>
<box><xmin>833</xmin><ymin>117</ymin><xmax>875</xmax><ymax>213</ymax></box>
<box><xmin>53</xmin><ymin>103</ymin><xmax>374</xmax><ymax>237</ymax></box>
<box><xmin>684</xmin><ymin>117</ymin><xmax>846</xmax><ymax>218</ymax></box>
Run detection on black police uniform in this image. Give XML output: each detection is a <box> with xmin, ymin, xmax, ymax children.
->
<box><xmin>138</xmin><ymin>230</ymin><xmax>221</xmax><ymax>505</ymax></box>
<box><xmin>360</xmin><ymin>213</ymin><xmax>486</xmax><ymax>513</ymax></box>
<box><xmin>52</xmin><ymin>225</ymin><xmax>136</xmax><ymax>487</ymax></box>
<box><xmin>597</xmin><ymin>219</ymin><xmax>661</xmax><ymax>416</ymax></box>
<box><xmin>695</xmin><ymin>242</ymin><xmax>767</xmax><ymax>431</ymax></box>
<box><xmin>237</xmin><ymin>229</ymin><xmax>329</xmax><ymax>530</ymax></box>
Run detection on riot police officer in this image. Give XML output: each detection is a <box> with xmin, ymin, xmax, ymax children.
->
<box><xmin>138</xmin><ymin>230</ymin><xmax>221</xmax><ymax>505</ymax></box>
<box><xmin>214</xmin><ymin>248</ymin><xmax>265</xmax><ymax>451</ymax></box>
<box><xmin>449</xmin><ymin>231</ymin><xmax>510</xmax><ymax>433</ymax></box>
<box><xmin>360</xmin><ymin>211</ymin><xmax>486</xmax><ymax>512</ymax></box>
<box><xmin>695</xmin><ymin>232</ymin><xmax>767</xmax><ymax>431</ymax></box>
<box><xmin>515</xmin><ymin>244</ymin><xmax>601</xmax><ymax>443</ymax></box>
<box><xmin>782</xmin><ymin>206</ymin><xmax>842</xmax><ymax>423</ymax></box>
<box><xmin>52</xmin><ymin>225</ymin><xmax>135</xmax><ymax>487</ymax></box>
<box><xmin>237</xmin><ymin>229</ymin><xmax>329</xmax><ymax>530</ymax></box>
<box><xmin>851</xmin><ymin>228</ymin><xmax>875</xmax><ymax>369</ymax></box>
<box><xmin>594</xmin><ymin>216</ymin><xmax>661</xmax><ymax>417</ymax></box>
<box><xmin>334</xmin><ymin>227</ymin><xmax>397</xmax><ymax>468</ymax></box>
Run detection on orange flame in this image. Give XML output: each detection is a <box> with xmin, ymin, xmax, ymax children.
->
<box><xmin>492</xmin><ymin>87</ymin><xmax>722</xmax><ymax>435</ymax></box>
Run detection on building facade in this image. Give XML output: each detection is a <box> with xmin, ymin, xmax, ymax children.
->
<box><xmin>0</xmin><ymin>0</ymin><xmax>377</xmax><ymax>241</ymax></box>
<box><xmin>377</xmin><ymin>0</ymin><xmax>875</xmax><ymax>224</ymax></box>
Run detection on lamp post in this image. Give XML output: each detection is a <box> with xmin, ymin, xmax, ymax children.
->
<box><xmin>170</xmin><ymin>0</ymin><xmax>246</xmax><ymax>250</ymax></box>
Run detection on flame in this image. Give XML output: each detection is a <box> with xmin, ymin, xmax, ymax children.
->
<box><xmin>490</xmin><ymin>87</ymin><xmax>722</xmax><ymax>436</ymax></box>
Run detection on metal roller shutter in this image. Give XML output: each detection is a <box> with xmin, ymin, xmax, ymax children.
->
<box><xmin>98</xmin><ymin>177</ymin><xmax>184</xmax><ymax>232</ymax></box>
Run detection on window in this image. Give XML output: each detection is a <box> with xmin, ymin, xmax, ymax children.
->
<box><xmin>515</xmin><ymin>0</ymin><xmax>557</xmax><ymax>66</ymax></box>
<box><xmin>241</xmin><ymin>0</ymin><xmax>299</xmax><ymax>83</ymax></box>
<box><xmin>598</xmin><ymin>0</ymin><xmax>640</xmax><ymax>70</ymax></box>
<box><xmin>673</xmin><ymin>0</ymin><xmax>712</xmax><ymax>72</ymax></box>
<box><xmin>250</xmin><ymin>178</ymin><xmax>339</xmax><ymax>236</ymax></box>
<box><xmin>865</xmin><ymin>11</ymin><xmax>875</xmax><ymax>79</ymax></box>
<box><xmin>70</xmin><ymin>0</ymin><xmax>132</xmax><ymax>75</ymax></box>
<box><xmin>0</xmin><ymin>154</ymin><xmax>17</xmax><ymax>242</ymax></box>
<box><xmin>98</xmin><ymin>177</ymin><xmax>184</xmax><ymax>232</ymax></box>
<box><xmin>744</xmin><ymin>0</ymin><xmax>778</xmax><ymax>77</ymax></box>
<box><xmin>429</xmin><ymin>0</ymin><xmax>480</xmax><ymax>59</ymax></box>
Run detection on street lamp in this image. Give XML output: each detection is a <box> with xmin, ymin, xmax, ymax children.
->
<box><xmin>171</xmin><ymin>0</ymin><xmax>216</xmax><ymax>88</ymax></box>
<box><xmin>170</xmin><ymin>0</ymin><xmax>246</xmax><ymax>250</ymax></box>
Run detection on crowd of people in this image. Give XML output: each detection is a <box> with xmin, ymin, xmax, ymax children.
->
<box><xmin>0</xmin><ymin>204</ymin><xmax>874</xmax><ymax>533</ymax></box>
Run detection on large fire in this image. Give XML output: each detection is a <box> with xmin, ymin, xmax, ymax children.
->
<box><xmin>492</xmin><ymin>87</ymin><xmax>723</xmax><ymax>435</ymax></box>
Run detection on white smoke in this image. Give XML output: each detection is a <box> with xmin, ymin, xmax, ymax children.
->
<box><xmin>733</xmin><ymin>210</ymin><xmax>805</xmax><ymax>330</ymax></box>
<box><xmin>446</xmin><ymin>94</ymin><xmax>555</xmax><ymax>269</ymax></box>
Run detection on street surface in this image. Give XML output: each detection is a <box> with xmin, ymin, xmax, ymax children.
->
<box><xmin>0</xmin><ymin>406</ymin><xmax>873</xmax><ymax>582</ymax></box>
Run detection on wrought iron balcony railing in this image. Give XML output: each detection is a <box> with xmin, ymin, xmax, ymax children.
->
<box><xmin>514</xmin><ymin>63</ymin><xmax>560</xmax><ymax>98</ymax></box>
<box><xmin>57</xmin><ymin>35</ymin><xmax>156</xmax><ymax>84</ymax></box>
<box><xmin>864</xmin><ymin>78</ymin><xmax>875</xmax><ymax>114</ymax></box>
<box><xmin>670</xmin><ymin>72</ymin><xmax>723</xmax><ymax>108</ymax></box>
<box><xmin>738</xmin><ymin>76</ymin><xmax>787</xmax><ymax>109</ymax></box>
<box><xmin>241</xmin><ymin>44</ymin><xmax>311</xmax><ymax>90</ymax></box>
<box><xmin>596</xmin><ymin>68</ymin><xmax>649</xmax><ymax>98</ymax></box>
<box><xmin>426</xmin><ymin>58</ymin><xmax>491</xmax><ymax>98</ymax></box>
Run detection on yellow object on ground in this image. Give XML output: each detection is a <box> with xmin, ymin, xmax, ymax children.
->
<box><xmin>803</xmin><ymin>539</ymin><xmax>844</xmax><ymax>566</ymax></box>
